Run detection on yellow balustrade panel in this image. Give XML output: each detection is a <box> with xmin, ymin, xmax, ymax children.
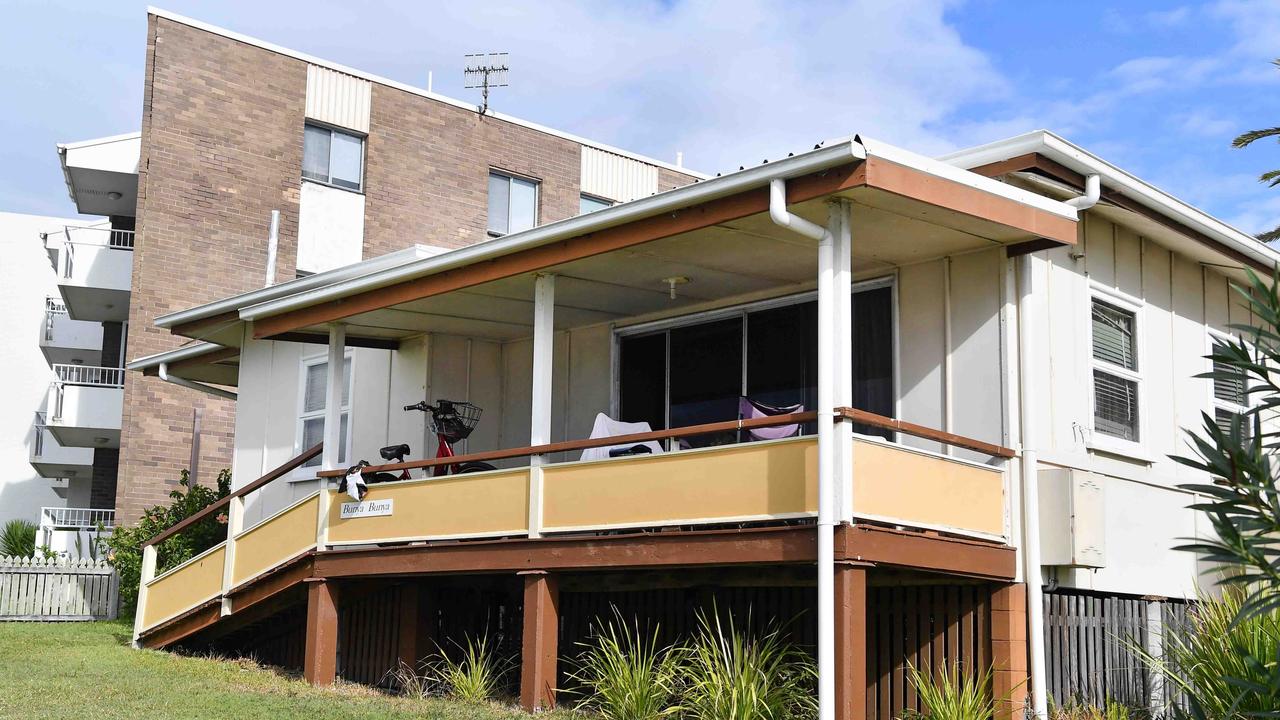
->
<box><xmin>142</xmin><ymin>543</ymin><xmax>225</xmax><ymax>630</ymax></box>
<box><xmin>542</xmin><ymin>438</ymin><xmax>817</xmax><ymax>531</ymax></box>
<box><xmin>231</xmin><ymin>494</ymin><xmax>319</xmax><ymax>586</ymax></box>
<box><xmin>326</xmin><ymin>469</ymin><xmax>530</xmax><ymax>544</ymax></box>
<box><xmin>852</xmin><ymin>438</ymin><xmax>1005</xmax><ymax>537</ymax></box>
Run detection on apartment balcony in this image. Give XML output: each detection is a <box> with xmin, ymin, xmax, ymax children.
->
<box><xmin>38</xmin><ymin>297</ymin><xmax>105</xmax><ymax>366</ymax></box>
<box><xmin>28</xmin><ymin>412</ymin><xmax>95</xmax><ymax>480</ymax></box>
<box><xmin>45</xmin><ymin>365</ymin><xmax>124</xmax><ymax>449</ymax></box>
<box><xmin>38</xmin><ymin>507</ymin><xmax>115</xmax><ymax>560</ymax></box>
<box><xmin>47</xmin><ymin>226</ymin><xmax>134</xmax><ymax>322</ymax></box>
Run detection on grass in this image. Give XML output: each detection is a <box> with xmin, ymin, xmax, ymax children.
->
<box><xmin>0</xmin><ymin>621</ymin><xmax>582</xmax><ymax>720</ymax></box>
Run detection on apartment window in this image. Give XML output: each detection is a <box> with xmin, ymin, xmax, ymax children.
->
<box><xmin>1210</xmin><ymin>334</ymin><xmax>1250</xmax><ymax>436</ymax></box>
<box><xmin>580</xmin><ymin>194</ymin><xmax>613</xmax><ymax>215</ymax></box>
<box><xmin>303</xmin><ymin>123</ymin><xmax>364</xmax><ymax>191</ymax></box>
<box><xmin>299</xmin><ymin>354</ymin><xmax>352</xmax><ymax>467</ymax></box>
<box><xmin>1090</xmin><ymin>295</ymin><xmax>1141</xmax><ymax>442</ymax></box>
<box><xmin>488</xmin><ymin>171</ymin><xmax>538</xmax><ymax>235</ymax></box>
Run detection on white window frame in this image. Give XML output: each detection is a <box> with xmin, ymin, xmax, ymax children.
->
<box><xmin>294</xmin><ymin>350</ymin><xmax>354</xmax><ymax>471</ymax></box>
<box><xmin>579</xmin><ymin>193</ymin><xmax>613</xmax><ymax>215</ymax></box>
<box><xmin>1086</xmin><ymin>283</ymin><xmax>1147</xmax><ymax>457</ymax></box>
<box><xmin>302</xmin><ymin>122</ymin><xmax>366</xmax><ymax>193</ymax></box>
<box><xmin>1207</xmin><ymin>328</ymin><xmax>1252</xmax><ymax>436</ymax></box>
<box><xmin>487</xmin><ymin>169</ymin><xmax>540</xmax><ymax>237</ymax></box>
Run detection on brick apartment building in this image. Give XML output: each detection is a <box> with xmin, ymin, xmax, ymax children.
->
<box><xmin>61</xmin><ymin>9</ymin><xmax>698</xmax><ymax>523</ymax></box>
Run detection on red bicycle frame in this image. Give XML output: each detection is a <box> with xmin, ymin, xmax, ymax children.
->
<box><xmin>433</xmin><ymin>430</ymin><xmax>460</xmax><ymax>476</ymax></box>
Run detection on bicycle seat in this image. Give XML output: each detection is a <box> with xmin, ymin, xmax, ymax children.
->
<box><xmin>380</xmin><ymin>444</ymin><xmax>411</xmax><ymax>461</ymax></box>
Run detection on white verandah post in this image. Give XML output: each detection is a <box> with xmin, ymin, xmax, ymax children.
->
<box><xmin>528</xmin><ymin>273</ymin><xmax>555</xmax><ymax>539</ymax></box>
<box><xmin>316</xmin><ymin>323</ymin><xmax>346</xmax><ymax>551</ymax></box>
<box><xmin>833</xmin><ymin>200</ymin><xmax>854</xmax><ymax>522</ymax></box>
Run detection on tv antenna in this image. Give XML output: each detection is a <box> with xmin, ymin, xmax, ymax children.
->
<box><xmin>464</xmin><ymin>52</ymin><xmax>509</xmax><ymax>115</ymax></box>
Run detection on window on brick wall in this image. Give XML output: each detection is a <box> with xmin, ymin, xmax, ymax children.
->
<box><xmin>303</xmin><ymin>123</ymin><xmax>364</xmax><ymax>191</ymax></box>
<box><xmin>488</xmin><ymin>170</ymin><xmax>538</xmax><ymax>235</ymax></box>
<box><xmin>298</xmin><ymin>353</ymin><xmax>352</xmax><ymax>467</ymax></box>
<box><xmin>580</xmin><ymin>194</ymin><xmax>613</xmax><ymax>215</ymax></box>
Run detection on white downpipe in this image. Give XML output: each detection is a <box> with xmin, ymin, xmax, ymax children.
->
<box><xmin>1017</xmin><ymin>252</ymin><xmax>1048</xmax><ymax>719</ymax></box>
<box><xmin>158</xmin><ymin>362</ymin><xmax>237</xmax><ymax>400</ymax></box>
<box><xmin>1065</xmin><ymin>173</ymin><xmax>1100</xmax><ymax>210</ymax></box>
<box><xmin>264</xmin><ymin>210</ymin><xmax>280</xmax><ymax>288</ymax></box>
<box><xmin>770</xmin><ymin>178</ymin><xmax>836</xmax><ymax>720</ymax></box>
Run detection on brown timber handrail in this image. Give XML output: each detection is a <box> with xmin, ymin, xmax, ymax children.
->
<box><xmin>835</xmin><ymin>407</ymin><xmax>1016</xmax><ymax>458</ymax></box>
<box><xmin>317</xmin><ymin>412</ymin><xmax>819</xmax><ymax>478</ymax></box>
<box><xmin>143</xmin><ymin>443</ymin><xmax>323</xmax><ymax>548</ymax></box>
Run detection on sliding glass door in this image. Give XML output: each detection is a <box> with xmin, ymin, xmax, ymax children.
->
<box><xmin>617</xmin><ymin>281</ymin><xmax>895</xmax><ymax>444</ymax></box>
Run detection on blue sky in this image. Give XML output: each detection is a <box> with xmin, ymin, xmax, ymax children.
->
<box><xmin>3</xmin><ymin>0</ymin><xmax>1279</xmax><ymax>237</ymax></box>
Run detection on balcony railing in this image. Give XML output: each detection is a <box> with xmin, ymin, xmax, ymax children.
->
<box><xmin>32</xmin><ymin>412</ymin><xmax>46</xmax><ymax>457</ymax></box>
<box><xmin>54</xmin><ymin>226</ymin><xmax>135</xmax><ymax>280</ymax></box>
<box><xmin>40</xmin><ymin>507</ymin><xmax>116</xmax><ymax>531</ymax></box>
<box><xmin>52</xmin><ymin>364</ymin><xmax>125</xmax><ymax>388</ymax></box>
<box><xmin>44</xmin><ymin>297</ymin><xmax>67</xmax><ymax>342</ymax></box>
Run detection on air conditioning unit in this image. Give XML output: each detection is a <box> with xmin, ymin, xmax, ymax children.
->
<box><xmin>1038</xmin><ymin>468</ymin><xmax>1105</xmax><ymax>567</ymax></box>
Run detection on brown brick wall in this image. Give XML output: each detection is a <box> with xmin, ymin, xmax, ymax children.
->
<box><xmin>362</xmin><ymin>86</ymin><xmax>583</xmax><ymax>257</ymax></box>
<box><xmin>117</xmin><ymin>14</ymin><xmax>700</xmax><ymax>524</ymax></box>
<box><xmin>118</xmin><ymin>16</ymin><xmax>308</xmax><ymax>522</ymax></box>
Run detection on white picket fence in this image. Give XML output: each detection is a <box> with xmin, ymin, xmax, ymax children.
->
<box><xmin>0</xmin><ymin>556</ymin><xmax>119</xmax><ymax>621</ymax></box>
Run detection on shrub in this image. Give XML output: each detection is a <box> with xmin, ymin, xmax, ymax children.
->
<box><xmin>1049</xmin><ymin>700</ymin><xmax>1137</xmax><ymax>720</ymax></box>
<box><xmin>570</xmin><ymin>606</ymin><xmax>682</xmax><ymax>720</ymax></box>
<box><xmin>680</xmin><ymin>608</ymin><xmax>817</xmax><ymax>720</ymax></box>
<box><xmin>104</xmin><ymin>468</ymin><xmax>231</xmax><ymax>616</ymax></box>
<box><xmin>1135</xmin><ymin>588</ymin><xmax>1280</xmax><ymax>718</ymax></box>
<box><xmin>424</xmin><ymin>633</ymin><xmax>512</xmax><ymax>704</ymax></box>
<box><xmin>904</xmin><ymin>663</ymin><xmax>995</xmax><ymax>720</ymax></box>
<box><xmin>0</xmin><ymin>519</ymin><xmax>37</xmax><ymax>557</ymax></box>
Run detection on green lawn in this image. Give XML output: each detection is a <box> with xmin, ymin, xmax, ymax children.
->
<box><xmin>0</xmin><ymin>621</ymin><xmax>574</xmax><ymax>719</ymax></box>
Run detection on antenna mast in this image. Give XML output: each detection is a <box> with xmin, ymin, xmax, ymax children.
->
<box><xmin>463</xmin><ymin>52</ymin><xmax>509</xmax><ymax>115</ymax></box>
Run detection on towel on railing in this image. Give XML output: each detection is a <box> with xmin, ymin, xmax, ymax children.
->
<box><xmin>580</xmin><ymin>413</ymin><xmax>665</xmax><ymax>461</ymax></box>
<box><xmin>340</xmin><ymin>463</ymin><xmax>369</xmax><ymax>502</ymax></box>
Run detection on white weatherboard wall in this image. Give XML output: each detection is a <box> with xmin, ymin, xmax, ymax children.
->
<box><xmin>305</xmin><ymin>65</ymin><xmax>371</xmax><ymax>134</ymax></box>
<box><xmin>1033</xmin><ymin>210</ymin><xmax>1235</xmax><ymax>599</ymax></box>
<box><xmin>0</xmin><ymin>213</ymin><xmax>82</xmax><ymax>530</ymax></box>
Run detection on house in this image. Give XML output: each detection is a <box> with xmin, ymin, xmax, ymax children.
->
<box><xmin>126</xmin><ymin>127</ymin><xmax>1277</xmax><ymax>718</ymax></box>
<box><xmin>34</xmin><ymin>6</ymin><xmax>701</xmax><ymax>529</ymax></box>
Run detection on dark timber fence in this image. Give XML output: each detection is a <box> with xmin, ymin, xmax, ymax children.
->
<box><xmin>1043</xmin><ymin>588</ymin><xmax>1190</xmax><ymax>714</ymax></box>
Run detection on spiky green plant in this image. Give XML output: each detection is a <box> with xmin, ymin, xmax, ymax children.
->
<box><xmin>0</xmin><ymin>519</ymin><xmax>37</xmax><ymax>557</ymax></box>
<box><xmin>1134</xmin><ymin>588</ymin><xmax>1280</xmax><ymax>719</ymax></box>
<box><xmin>425</xmin><ymin>633</ymin><xmax>512</xmax><ymax>704</ymax></box>
<box><xmin>904</xmin><ymin>662</ymin><xmax>995</xmax><ymax>720</ymax></box>
<box><xmin>1049</xmin><ymin>699</ymin><xmax>1137</xmax><ymax>720</ymax></box>
<box><xmin>679</xmin><ymin>607</ymin><xmax>817</xmax><ymax>720</ymax></box>
<box><xmin>569</xmin><ymin>606</ymin><xmax>682</xmax><ymax>720</ymax></box>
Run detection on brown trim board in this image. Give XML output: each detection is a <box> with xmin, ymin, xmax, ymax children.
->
<box><xmin>252</xmin><ymin>160</ymin><xmax>1076</xmax><ymax>339</ymax></box>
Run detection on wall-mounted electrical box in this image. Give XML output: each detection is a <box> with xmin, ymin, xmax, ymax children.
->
<box><xmin>1038</xmin><ymin>467</ymin><xmax>1106</xmax><ymax>567</ymax></box>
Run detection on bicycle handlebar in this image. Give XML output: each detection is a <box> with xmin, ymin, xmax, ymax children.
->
<box><xmin>404</xmin><ymin>401</ymin><xmax>431</xmax><ymax>412</ymax></box>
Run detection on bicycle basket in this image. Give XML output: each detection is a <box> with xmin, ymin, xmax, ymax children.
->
<box><xmin>432</xmin><ymin>400</ymin><xmax>482</xmax><ymax>443</ymax></box>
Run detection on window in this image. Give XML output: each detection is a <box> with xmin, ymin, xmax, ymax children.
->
<box><xmin>488</xmin><ymin>171</ymin><xmax>538</xmax><ymax>235</ymax></box>
<box><xmin>618</xmin><ymin>282</ymin><xmax>895</xmax><ymax>447</ymax></box>
<box><xmin>1210</xmin><ymin>334</ymin><xmax>1250</xmax><ymax>436</ymax></box>
<box><xmin>303</xmin><ymin>123</ymin><xmax>364</xmax><ymax>191</ymax></box>
<box><xmin>580</xmin><ymin>194</ymin><xmax>613</xmax><ymax>215</ymax></box>
<box><xmin>299</xmin><ymin>355</ymin><xmax>352</xmax><ymax>467</ymax></box>
<box><xmin>1090</xmin><ymin>295</ymin><xmax>1141</xmax><ymax>443</ymax></box>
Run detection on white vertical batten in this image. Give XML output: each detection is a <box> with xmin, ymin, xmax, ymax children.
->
<box><xmin>528</xmin><ymin>273</ymin><xmax>556</xmax><ymax>538</ymax></box>
<box><xmin>580</xmin><ymin>146</ymin><xmax>659</xmax><ymax>203</ymax></box>
<box><xmin>305</xmin><ymin>65</ymin><xmax>371</xmax><ymax>134</ymax></box>
<box><xmin>834</xmin><ymin>200</ymin><xmax>854</xmax><ymax>522</ymax></box>
<box><xmin>767</xmin><ymin>178</ymin><xmax>836</xmax><ymax>720</ymax></box>
<box><xmin>322</xmin><ymin>323</ymin><xmax>346</xmax><ymax>471</ymax></box>
<box><xmin>1018</xmin><ymin>252</ymin><xmax>1048</xmax><ymax>719</ymax></box>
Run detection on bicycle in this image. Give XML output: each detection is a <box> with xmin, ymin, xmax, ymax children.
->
<box><xmin>403</xmin><ymin>399</ymin><xmax>497</xmax><ymax>476</ymax></box>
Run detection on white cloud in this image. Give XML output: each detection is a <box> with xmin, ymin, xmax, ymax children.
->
<box><xmin>1178</xmin><ymin>110</ymin><xmax>1238</xmax><ymax>138</ymax></box>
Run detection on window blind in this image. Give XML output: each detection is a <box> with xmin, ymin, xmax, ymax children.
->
<box><xmin>1091</xmin><ymin>300</ymin><xmax>1136</xmax><ymax>369</ymax></box>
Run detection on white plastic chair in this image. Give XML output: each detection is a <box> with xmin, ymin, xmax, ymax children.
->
<box><xmin>580</xmin><ymin>413</ymin><xmax>665</xmax><ymax>461</ymax></box>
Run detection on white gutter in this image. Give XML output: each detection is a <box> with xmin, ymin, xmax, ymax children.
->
<box><xmin>768</xmin><ymin>177</ymin><xmax>837</xmax><ymax>720</ymax></box>
<box><xmin>238</xmin><ymin>141</ymin><xmax>869</xmax><ymax>323</ymax></box>
<box><xmin>126</xmin><ymin>341</ymin><xmax>228</xmax><ymax>371</ymax></box>
<box><xmin>156</xmin><ymin>245</ymin><xmax>447</xmax><ymax>329</ymax></box>
<box><xmin>942</xmin><ymin>130</ymin><xmax>1280</xmax><ymax>269</ymax></box>
<box><xmin>159</xmin><ymin>362</ymin><xmax>237</xmax><ymax>400</ymax></box>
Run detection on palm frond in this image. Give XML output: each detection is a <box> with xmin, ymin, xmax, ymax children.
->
<box><xmin>1232</xmin><ymin>126</ymin><xmax>1280</xmax><ymax>149</ymax></box>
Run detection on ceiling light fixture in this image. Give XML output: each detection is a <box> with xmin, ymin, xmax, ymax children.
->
<box><xmin>107</xmin><ymin>191</ymin><xmax>122</xmax><ymax>201</ymax></box>
<box><xmin>662</xmin><ymin>276</ymin><xmax>689</xmax><ymax>300</ymax></box>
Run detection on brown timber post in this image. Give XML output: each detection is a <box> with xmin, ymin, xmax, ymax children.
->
<box><xmin>519</xmin><ymin>571</ymin><xmax>559</xmax><ymax>712</ymax></box>
<box><xmin>991</xmin><ymin>583</ymin><xmax>1029</xmax><ymax>720</ymax></box>
<box><xmin>835</xmin><ymin>561</ymin><xmax>869</xmax><ymax>719</ymax></box>
<box><xmin>304</xmin><ymin>578</ymin><xmax>340</xmax><ymax>686</ymax></box>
